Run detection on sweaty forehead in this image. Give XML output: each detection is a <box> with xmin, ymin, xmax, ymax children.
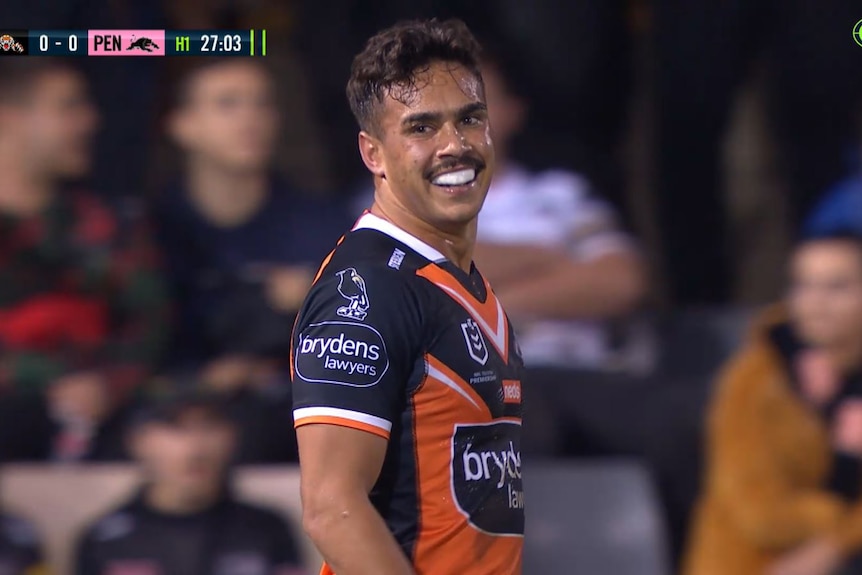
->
<box><xmin>380</xmin><ymin>62</ymin><xmax>484</xmax><ymax>125</ymax></box>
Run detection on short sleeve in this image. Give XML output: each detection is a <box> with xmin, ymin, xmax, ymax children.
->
<box><xmin>291</xmin><ymin>264</ymin><xmax>423</xmax><ymax>440</ymax></box>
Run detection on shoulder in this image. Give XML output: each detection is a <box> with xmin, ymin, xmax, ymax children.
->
<box><xmin>307</xmin><ymin>232</ymin><xmax>428</xmax><ymax>309</ymax></box>
<box><xmin>80</xmin><ymin>505</ymin><xmax>138</xmax><ymax>545</ymax></box>
<box><xmin>0</xmin><ymin>513</ymin><xmax>41</xmax><ymax>550</ymax></box>
<box><xmin>532</xmin><ymin>169</ymin><xmax>593</xmax><ymax>200</ymax></box>
<box><xmin>712</xmin><ymin>323</ymin><xmax>785</xmax><ymax>412</ymax></box>
<box><xmin>67</xmin><ymin>191</ymin><xmax>120</xmax><ymax>244</ymax></box>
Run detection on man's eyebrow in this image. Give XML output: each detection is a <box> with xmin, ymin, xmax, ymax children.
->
<box><xmin>402</xmin><ymin>110</ymin><xmax>441</xmax><ymax>126</ymax></box>
<box><xmin>457</xmin><ymin>102</ymin><xmax>487</xmax><ymax>117</ymax></box>
<box><xmin>401</xmin><ymin>102</ymin><xmax>487</xmax><ymax>126</ymax></box>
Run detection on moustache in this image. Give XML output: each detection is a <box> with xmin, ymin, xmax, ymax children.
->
<box><xmin>425</xmin><ymin>155</ymin><xmax>486</xmax><ymax>181</ymax></box>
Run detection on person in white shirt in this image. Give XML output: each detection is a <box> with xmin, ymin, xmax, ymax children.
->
<box><xmin>474</xmin><ymin>46</ymin><xmax>652</xmax><ymax>374</ymax></box>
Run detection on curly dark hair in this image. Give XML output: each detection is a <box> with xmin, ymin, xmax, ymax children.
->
<box><xmin>346</xmin><ymin>18</ymin><xmax>483</xmax><ymax>134</ymax></box>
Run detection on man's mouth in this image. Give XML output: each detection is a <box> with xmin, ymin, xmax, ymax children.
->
<box><xmin>431</xmin><ymin>168</ymin><xmax>477</xmax><ymax>187</ymax></box>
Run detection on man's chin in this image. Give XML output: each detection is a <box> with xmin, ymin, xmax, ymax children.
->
<box><xmin>222</xmin><ymin>152</ymin><xmax>271</xmax><ymax>173</ymax></box>
<box><xmin>55</xmin><ymin>161</ymin><xmax>92</xmax><ymax>181</ymax></box>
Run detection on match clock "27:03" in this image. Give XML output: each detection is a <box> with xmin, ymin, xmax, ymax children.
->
<box><xmin>200</xmin><ymin>33</ymin><xmax>242</xmax><ymax>52</ymax></box>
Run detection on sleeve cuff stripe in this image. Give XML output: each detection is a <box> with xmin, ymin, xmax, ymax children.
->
<box><xmin>295</xmin><ymin>415</ymin><xmax>391</xmax><ymax>440</ymax></box>
<box><xmin>293</xmin><ymin>407</ymin><xmax>392</xmax><ymax>438</ymax></box>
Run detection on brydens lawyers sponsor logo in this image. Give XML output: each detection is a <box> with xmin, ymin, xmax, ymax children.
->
<box><xmin>295</xmin><ymin>321</ymin><xmax>389</xmax><ymax>387</ymax></box>
<box><xmin>451</xmin><ymin>421</ymin><xmax>524</xmax><ymax>535</ymax></box>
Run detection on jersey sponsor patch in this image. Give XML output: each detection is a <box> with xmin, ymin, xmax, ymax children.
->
<box><xmin>295</xmin><ymin>321</ymin><xmax>389</xmax><ymax>387</ymax></box>
<box><xmin>387</xmin><ymin>248</ymin><xmax>406</xmax><ymax>270</ymax></box>
<box><xmin>335</xmin><ymin>267</ymin><xmax>370</xmax><ymax>320</ymax></box>
<box><xmin>502</xmin><ymin>380</ymin><xmax>522</xmax><ymax>404</ymax></box>
<box><xmin>451</xmin><ymin>421</ymin><xmax>524</xmax><ymax>535</ymax></box>
<box><xmin>461</xmin><ymin>318</ymin><xmax>489</xmax><ymax>365</ymax></box>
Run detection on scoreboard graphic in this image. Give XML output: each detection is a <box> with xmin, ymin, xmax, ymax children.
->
<box><xmin>0</xmin><ymin>29</ymin><xmax>266</xmax><ymax>56</ymax></box>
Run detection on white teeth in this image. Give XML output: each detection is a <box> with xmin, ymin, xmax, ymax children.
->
<box><xmin>432</xmin><ymin>168</ymin><xmax>476</xmax><ymax>186</ymax></box>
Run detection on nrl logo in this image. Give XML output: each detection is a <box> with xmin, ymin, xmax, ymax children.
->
<box><xmin>461</xmin><ymin>318</ymin><xmax>488</xmax><ymax>365</ymax></box>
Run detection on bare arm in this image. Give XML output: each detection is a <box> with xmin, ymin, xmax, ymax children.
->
<box><xmin>492</xmin><ymin>250</ymin><xmax>647</xmax><ymax>320</ymax></box>
<box><xmin>472</xmin><ymin>243</ymin><xmax>569</xmax><ymax>289</ymax></box>
<box><xmin>298</xmin><ymin>424</ymin><xmax>415</xmax><ymax>575</ymax></box>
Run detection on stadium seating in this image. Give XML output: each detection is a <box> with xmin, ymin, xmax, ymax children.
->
<box><xmin>523</xmin><ymin>458</ymin><xmax>671</xmax><ymax>575</ymax></box>
<box><xmin>0</xmin><ymin>465</ymin><xmax>320</xmax><ymax>573</ymax></box>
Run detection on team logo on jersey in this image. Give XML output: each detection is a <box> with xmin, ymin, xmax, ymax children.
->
<box><xmin>335</xmin><ymin>267</ymin><xmax>370</xmax><ymax>321</ymax></box>
<box><xmin>461</xmin><ymin>318</ymin><xmax>489</xmax><ymax>365</ymax></box>
<box><xmin>451</xmin><ymin>421</ymin><xmax>524</xmax><ymax>535</ymax></box>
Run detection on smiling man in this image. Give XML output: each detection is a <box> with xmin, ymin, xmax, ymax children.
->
<box><xmin>290</xmin><ymin>19</ymin><xmax>525</xmax><ymax>575</ymax></box>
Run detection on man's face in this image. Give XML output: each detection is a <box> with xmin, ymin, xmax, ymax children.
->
<box><xmin>789</xmin><ymin>240</ymin><xmax>862</xmax><ymax>349</ymax></box>
<box><xmin>171</xmin><ymin>62</ymin><xmax>278</xmax><ymax>172</ymax></box>
<box><xmin>1</xmin><ymin>69</ymin><xmax>98</xmax><ymax>179</ymax></box>
<box><xmin>133</xmin><ymin>409</ymin><xmax>236</xmax><ymax>499</ymax></box>
<box><xmin>368</xmin><ymin>61</ymin><xmax>495</xmax><ymax>231</ymax></box>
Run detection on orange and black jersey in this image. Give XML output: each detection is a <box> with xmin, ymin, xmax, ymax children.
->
<box><xmin>291</xmin><ymin>213</ymin><xmax>524</xmax><ymax>575</ymax></box>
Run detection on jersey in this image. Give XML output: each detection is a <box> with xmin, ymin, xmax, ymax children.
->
<box><xmin>75</xmin><ymin>491</ymin><xmax>304</xmax><ymax>575</ymax></box>
<box><xmin>291</xmin><ymin>213</ymin><xmax>525</xmax><ymax>575</ymax></box>
<box><xmin>0</xmin><ymin>513</ymin><xmax>45</xmax><ymax>575</ymax></box>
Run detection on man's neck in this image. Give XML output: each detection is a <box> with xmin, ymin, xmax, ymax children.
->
<box><xmin>370</xmin><ymin>194</ymin><xmax>475</xmax><ymax>273</ymax></box>
<box><xmin>0</xmin><ymin>154</ymin><xmax>54</xmax><ymax>217</ymax></box>
<box><xmin>185</xmin><ymin>160</ymin><xmax>269</xmax><ymax>228</ymax></box>
<box><xmin>145</xmin><ymin>482</ymin><xmax>218</xmax><ymax>516</ymax></box>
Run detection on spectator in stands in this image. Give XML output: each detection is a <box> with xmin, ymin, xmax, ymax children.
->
<box><xmin>154</xmin><ymin>58</ymin><xmax>350</xmax><ymax>462</ymax></box>
<box><xmin>684</xmin><ymin>231</ymin><xmax>862</xmax><ymax>575</ymax></box>
<box><xmin>473</xmin><ymin>46</ymin><xmax>651</xmax><ymax>374</ymax></box>
<box><xmin>0</xmin><ymin>512</ymin><xmax>47</xmax><ymax>574</ymax></box>
<box><xmin>0</xmin><ymin>59</ymin><xmax>168</xmax><ymax>462</ymax></box>
<box><xmin>75</xmin><ymin>390</ymin><xmax>306</xmax><ymax>575</ymax></box>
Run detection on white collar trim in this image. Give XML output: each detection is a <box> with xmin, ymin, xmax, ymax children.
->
<box><xmin>353</xmin><ymin>213</ymin><xmax>447</xmax><ymax>263</ymax></box>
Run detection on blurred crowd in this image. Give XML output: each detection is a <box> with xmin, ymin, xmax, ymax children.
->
<box><xmin>1</xmin><ymin>0</ymin><xmax>862</xmax><ymax>573</ymax></box>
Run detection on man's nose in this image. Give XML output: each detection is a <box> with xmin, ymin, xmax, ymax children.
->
<box><xmin>436</xmin><ymin>122</ymin><xmax>470</xmax><ymax>156</ymax></box>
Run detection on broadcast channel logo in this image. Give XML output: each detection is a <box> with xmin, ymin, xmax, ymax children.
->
<box><xmin>854</xmin><ymin>19</ymin><xmax>862</xmax><ymax>47</ymax></box>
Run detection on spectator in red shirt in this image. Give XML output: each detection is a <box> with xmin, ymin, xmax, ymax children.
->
<box><xmin>0</xmin><ymin>59</ymin><xmax>169</xmax><ymax>462</ymax></box>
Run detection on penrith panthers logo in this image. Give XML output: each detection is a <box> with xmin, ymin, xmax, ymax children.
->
<box><xmin>335</xmin><ymin>268</ymin><xmax>370</xmax><ymax>321</ymax></box>
<box><xmin>461</xmin><ymin>318</ymin><xmax>488</xmax><ymax>365</ymax></box>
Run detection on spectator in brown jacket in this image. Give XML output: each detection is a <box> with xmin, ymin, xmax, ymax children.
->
<box><xmin>684</xmin><ymin>231</ymin><xmax>862</xmax><ymax>575</ymax></box>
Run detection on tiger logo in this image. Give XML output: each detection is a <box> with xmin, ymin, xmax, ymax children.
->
<box><xmin>0</xmin><ymin>34</ymin><xmax>24</xmax><ymax>53</ymax></box>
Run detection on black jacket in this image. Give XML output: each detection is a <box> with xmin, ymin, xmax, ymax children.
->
<box><xmin>75</xmin><ymin>490</ymin><xmax>304</xmax><ymax>575</ymax></box>
<box><xmin>0</xmin><ymin>513</ymin><xmax>43</xmax><ymax>575</ymax></box>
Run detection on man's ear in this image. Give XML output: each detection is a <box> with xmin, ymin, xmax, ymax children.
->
<box><xmin>358</xmin><ymin>131</ymin><xmax>385</xmax><ymax>178</ymax></box>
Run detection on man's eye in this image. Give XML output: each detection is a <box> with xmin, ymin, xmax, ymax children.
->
<box><xmin>412</xmin><ymin>124</ymin><xmax>431</xmax><ymax>134</ymax></box>
<box><xmin>462</xmin><ymin>116</ymin><xmax>480</xmax><ymax>125</ymax></box>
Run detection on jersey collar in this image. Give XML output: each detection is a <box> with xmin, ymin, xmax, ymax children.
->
<box><xmin>353</xmin><ymin>212</ymin><xmax>447</xmax><ymax>264</ymax></box>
